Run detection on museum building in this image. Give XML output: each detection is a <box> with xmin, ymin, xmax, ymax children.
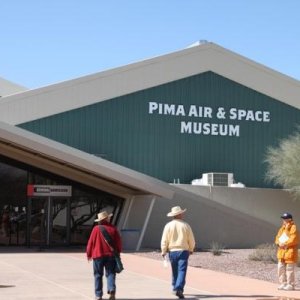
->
<box><xmin>0</xmin><ymin>42</ymin><xmax>300</xmax><ymax>249</ymax></box>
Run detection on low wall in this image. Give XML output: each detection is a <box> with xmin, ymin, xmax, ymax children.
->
<box><xmin>133</xmin><ymin>185</ymin><xmax>298</xmax><ymax>249</ymax></box>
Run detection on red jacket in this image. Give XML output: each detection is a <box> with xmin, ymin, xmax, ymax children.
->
<box><xmin>86</xmin><ymin>221</ymin><xmax>122</xmax><ymax>260</ymax></box>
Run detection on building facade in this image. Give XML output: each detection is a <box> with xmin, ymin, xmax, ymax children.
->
<box><xmin>18</xmin><ymin>71</ymin><xmax>300</xmax><ymax>188</ymax></box>
<box><xmin>0</xmin><ymin>42</ymin><xmax>300</xmax><ymax>249</ymax></box>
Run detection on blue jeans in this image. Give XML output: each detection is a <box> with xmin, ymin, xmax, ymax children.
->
<box><xmin>169</xmin><ymin>250</ymin><xmax>189</xmax><ymax>292</ymax></box>
<box><xmin>93</xmin><ymin>256</ymin><xmax>116</xmax><ymax>298</ymax></box>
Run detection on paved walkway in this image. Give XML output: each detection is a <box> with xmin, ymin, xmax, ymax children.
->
<box><xmin>0</xmin><ymin>247</ymin><xmax>300</xmax><ymax>300</ymax></box>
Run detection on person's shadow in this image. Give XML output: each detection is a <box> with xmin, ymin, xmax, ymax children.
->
<box><xmin>192</xmin><ymin>294</ymin><xmax>284</xmax><ymax>299</ymax></box>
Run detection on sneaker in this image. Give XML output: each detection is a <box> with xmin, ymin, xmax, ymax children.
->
<box><xmin>176</xmin><ymin>290</ymin><xmax>185</xmax><ymax>299</ymax></box>
<box><xmin>283</xmin><ymin>284</ymin><xmax>294</xmax><ymax>291</ymax></box>
<box><xmin>278</xmin><ymin>283</ymin><xmax>287</xmax><ymax>290</ymax></box>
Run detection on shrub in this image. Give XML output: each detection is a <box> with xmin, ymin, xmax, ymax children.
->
<box><xmin>210</xmin><ymin>241</ymin><xmax>225</xmax><ymax>256</ymax></box>
<box><xmin>248</xmin><ymin>243</ymin><xmax>277</xmax><ymax>263</ymax></box>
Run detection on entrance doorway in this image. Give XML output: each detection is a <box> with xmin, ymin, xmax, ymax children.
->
<box><xmin>27</xmin><ymin>197</ymin><xmax>70</xmax><ymax>247</ymax></box>
<box><xmin>0</xmin><ymin>160</ymin><xmax>125</xmax><ymax>248</ymax></box>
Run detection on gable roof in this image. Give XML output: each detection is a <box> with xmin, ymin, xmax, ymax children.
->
<box><xmin>0</xmin><ymin>120</ymin><xmax>174</xmax><ymax>199</ymax></box>
<box><xmin>0</xmin><ymin>42</ymin><xmax>300</xmax><ymax>125</ymax></box>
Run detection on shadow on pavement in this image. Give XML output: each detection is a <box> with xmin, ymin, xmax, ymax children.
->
<box><xmin>194</xmin><ymin>296</ymin><xmax>300</xmax><ymax>300</ymax></box>
<box><xmin>257</xmin><ymin>298</ymin><xmax>300</xmax><ymax>300</ymax></box>
<box><xmin>194</xmin><ymin>295</ymin><xmax>275</xmax><ymax>298</ymax></box>
<box><xmin>0</xmin><ymin>245</ymin><xmax>85</xmax><ymax>254</ymax></box>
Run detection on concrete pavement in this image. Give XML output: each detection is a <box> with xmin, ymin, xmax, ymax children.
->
<box><xmin>0</xmin><ymin>247</ymin><xmax>300</xmax><ymax>300</ymax></box>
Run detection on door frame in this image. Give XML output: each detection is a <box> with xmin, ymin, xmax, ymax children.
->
<box><xmin>27</xmin><ymin>196</ymin><xmax>71</xmax><ymax>247</ymax></box>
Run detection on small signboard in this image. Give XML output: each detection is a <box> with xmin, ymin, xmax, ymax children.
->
<box><xmin>27</xmin><ymin>185</ymin><xmax>72</xmax><ymax>197</ymax></box>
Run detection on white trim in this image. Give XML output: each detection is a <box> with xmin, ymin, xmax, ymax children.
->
<box><xmin>1</xmin><ymin>43</ymin><xmax>300</xmax><ymax>125</ymax></box>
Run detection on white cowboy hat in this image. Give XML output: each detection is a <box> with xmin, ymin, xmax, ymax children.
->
<box><xmin>167</xmin><ymin>206</ymin><xmax>187</xmax><ymax>217</ymax></box>
<box><xmin>94</xmin><ymin>211</ymin><xmax>113</xmax><ymax>222</ymax></box>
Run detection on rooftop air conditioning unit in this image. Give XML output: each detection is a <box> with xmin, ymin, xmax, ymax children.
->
<box><xmin>202</xmin><ymin>173</ymin><xmax>234</xmax><ymax>187</ymax></box>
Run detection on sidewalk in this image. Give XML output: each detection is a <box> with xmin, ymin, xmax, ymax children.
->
<box><xmin>0</xmin><ymin>247</ymin><xmax>300</xmax><ymax>300</ymax></box>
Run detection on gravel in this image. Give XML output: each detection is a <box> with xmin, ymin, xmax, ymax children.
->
<box><xmin>135</xmin><ymin>249</ymin><xmax>300</xmax><ymax>284</ymax></box>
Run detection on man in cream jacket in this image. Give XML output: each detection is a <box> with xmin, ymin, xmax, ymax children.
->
<box><xmin>161</xmin><ymin>206</ymin><xmax>195</xmax><ymax>299</ymax></box>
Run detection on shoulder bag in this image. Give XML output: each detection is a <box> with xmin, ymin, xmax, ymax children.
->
<box><xmin>99</xmin><ymin>225</ymin><xmax>124</xmax><ymax>273</ymax></box>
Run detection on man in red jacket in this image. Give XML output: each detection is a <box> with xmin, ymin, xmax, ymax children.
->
<box><xmin>87</xmin><ymin>211</ymin><xmax>122</xmax><ymax>300</ymax></box>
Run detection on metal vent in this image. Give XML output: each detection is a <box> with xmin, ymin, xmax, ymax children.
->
<box><xmin>205</xmin><ymin>173</ymin><xmax>233</xmax><ymax>186</ymax></box>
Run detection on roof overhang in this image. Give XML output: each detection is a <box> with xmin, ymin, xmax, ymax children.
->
<box><xmin>0</xmin><ymin>121</ymin><xmax>174</xmax><ymax>199</ymax></box>
<box><xmin>1</xmin><ymin>42</ymin><xmax>300</xmax><ymax>125</ymax></box>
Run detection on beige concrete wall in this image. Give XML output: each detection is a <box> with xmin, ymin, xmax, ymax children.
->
<box><xmin>133</xmin><ymin>185</ymin><xmax>299</xmax><ymax>250</ymax></box>
<box><xmin>177</xmin><ymin>185</ymin><xmax>300</xmax><ymax>227</ymax></box>
<box><xmin>121</xmin><ymin>195</ymin><xmax>154</xmax><ymax>230</ymax></box>
<box><xmin>119</xmin><ymin>195</ymin><xmax>154</xmax><ymax>250</ymax></box>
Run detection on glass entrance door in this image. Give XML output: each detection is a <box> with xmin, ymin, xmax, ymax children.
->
<box><xmin>27</xmin><ymin>197</ymin><xmax>70</xmax><ymax>247</ymax></box>
<box><xmin>51</xmin><ymin>198</ymin><xmax>70</xmax><ymax>246</ymax></box>
<box><xmin>27</xmin><ymin>197</ymin><xmax>48</xmax><ymax>247</ymax></box>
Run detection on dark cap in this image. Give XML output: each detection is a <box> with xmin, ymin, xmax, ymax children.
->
<box><xmin>281</xmin><ymin>212</ymin><xmax>293</xmax><ymax>220</ymax></box>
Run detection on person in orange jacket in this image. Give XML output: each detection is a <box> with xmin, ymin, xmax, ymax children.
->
<box><xmin>275</xmin><ymin>212</ymin><xmax>299</xmax><ymax>291</ymax></box>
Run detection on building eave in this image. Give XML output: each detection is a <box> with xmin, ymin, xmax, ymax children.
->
<box><xmin>0</xmin><ymin>121</ymin><xmax>174</xmax><ymax>199</ymax></box>
<box><xmin>0</xmin><ymin>42</ymin><xmax>299</xmax><ymax>125</ymax></box>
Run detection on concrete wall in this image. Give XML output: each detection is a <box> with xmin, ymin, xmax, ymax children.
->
<box><xmin>121</xmin><ymin>195</ymin><xmax>154</xmax><ymax>230</ymax></box>
<box><xmin>119</xmin><ymin>195</ymin><xmax>154</xmax><ymax>250</ymax></box>
<box><xmin>177</xmin><ymin>185</ymin><xmax>300</xmax><ymax>227</ymax></box>
<box><xmin>124</xmin><ymin>185</ymin><xmax>299</xmax><ymax>250</ymax></box>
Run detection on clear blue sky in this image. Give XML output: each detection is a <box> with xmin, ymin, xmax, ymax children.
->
<box><xmin>1</xmin><ymin>1</ymin><xmax>300</xmax><ymax>89</ymax></box>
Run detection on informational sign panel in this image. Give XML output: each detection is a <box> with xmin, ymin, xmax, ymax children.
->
<box><xmin>27</xmin><ymin>185</ymin><xmax>72</xmax><ymax>197</ymax></box>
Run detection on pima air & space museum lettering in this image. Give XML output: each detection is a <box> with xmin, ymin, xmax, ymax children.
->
<box><xmin>148</xmin><ymin>102</ymin><xmax>270</xmax><ymax>137</ymax></box>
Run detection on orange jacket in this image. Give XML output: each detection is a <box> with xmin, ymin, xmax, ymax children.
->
<box><xmin>275</xmin><ymin>221</ymin><xmax>299</xmax><ymax>264</ymax></box>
